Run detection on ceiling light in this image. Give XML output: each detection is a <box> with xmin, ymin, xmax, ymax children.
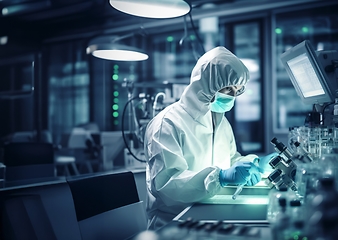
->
<box><xmin>109</xmin><ymin>0</ymin><xmax>191</xmax><ymax>19</ymax></box>
<box><xmin>0</xmin><ymin>36</ymin><xmax>8</xmax><ymax>45</ymax></box>
<box><xmin>86</xmin><ymin>36</ymin><xmax>148</xmax><ymax>61</ymax></box>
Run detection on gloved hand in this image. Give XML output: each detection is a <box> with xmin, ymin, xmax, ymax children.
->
<box><xmin>219</xmin><ymin>161</ymin><xmax>263</xmax><ymax>187</ymax></box>
<box><xmin>258</xmin><ymin>152</ymin><xmax>279</xmax><ymax>174</ymax></box>
<box><xmin>246</xmin><ymin>166</ymin><xmax>262</xmax><ymax>186</ymax></box>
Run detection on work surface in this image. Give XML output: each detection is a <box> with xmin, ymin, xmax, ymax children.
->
<box><xmin>175</xmin><ymin>186</ymin><xmax>270</xmax><ymax>222</ymax></box>
<box><xmin>162</xmin><ymin>182</ymin><xmax>272</xmax><ymax>239</ymax></box>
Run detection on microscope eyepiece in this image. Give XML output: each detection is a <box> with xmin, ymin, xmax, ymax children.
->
<box><xmin>271</xmin><ymin>137</ymin><xmax>287</xmax><ymax>153</ymax></box>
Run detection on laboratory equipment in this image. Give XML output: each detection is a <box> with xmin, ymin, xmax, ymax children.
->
<box><xmin>271</xmin><ymin>137</ymin><xmax>293</xmax><ymax>161</ymax></box>
<box><xmin>266</xmin><ymin>187</ymin><xmax>288</xmax><ymax>223</ymax></box>
<box><xmin>293</xmin><ymin>141</ymin><xmax>313</xmax><ymax>163</ymax></box>
<box><xmin>283</xmin><ymin>200</ymin><xmax>306</xmax><ymax>240</ymax></box>
<box><xmin>270</xmin><ymin>197</ymin><xmax>289</xmax><ymax>240</ymax></box>
<box><xmin>268</xmin><ymin>136</ymin><xmax>320</xmax><ymax>190</ymax></box>
<box><xmin>306</xmin><ymin>177</ymin><xmax>338</xmax><ymax>239</ymax></box>
<box><xmin>265</xmin><ymin>40</ymin><xmax>338</xmax><ymax>239</ymax></box>
<box><xmin>266</xmin><ymin>138</ymin><xmax>298</xmax><ymax>191</ymax></box>
<box><xmin>281</xmin><ymin>40</ymin><xmax>338</xmax><ymax>128</ymax></box>
<box><xmin>121</xmin><ymin>79</ymin><xmax>149</xmax><ymax>168</ymax></box>
<box><xmin>266</xmin><ymin>137</ymin><xmax>315</xmax><ymax>192</ymax></box>
<box><xmin>232</xmin><ymin>158</ymin><xmax>259</xmax><ymax>200</ymax></box>
<box><xmin>280</xmin><ymin>40</ymin><xmax>338</xmax><ymax>105</ymax></box>
<box><xmin>152</xmin><ymin>92</ymin><xmax>166</xmax><ymax>117</ymax></box>
<box><xmin>121</xmin><ymin>80</ymin><xmax>186</xmax><ymax>168</ymax></box>
<box><xmin>232</xmin><ymin>184</ymin><xmax>244</xmax><ymax>200</ymax></box>
<box><xmin>266</xmin><ymin>132</ymin><xmax>338</xmax><ymax>225</ymax></box>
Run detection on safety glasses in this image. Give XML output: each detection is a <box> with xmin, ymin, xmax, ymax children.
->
<box><xmin>219</xmin><ymin>85</ymin><xmax>245</xmax><ymax>97</ymax></box>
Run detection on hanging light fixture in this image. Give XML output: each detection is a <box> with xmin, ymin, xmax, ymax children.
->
<box><xmin>86</xmin><ymin>35</ymin><xmax>148</xmax><ymax>61</ymax></box>
<box><xmin>109</xmin><ymin>0</ymin><xmax>191</xmax><ymax>19</ymax></box>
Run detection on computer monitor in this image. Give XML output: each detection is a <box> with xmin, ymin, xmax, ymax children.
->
<box><xmin>280</xmin><ymin>40</ymin><xmax>338</xmax><ymax>105</ymax></box>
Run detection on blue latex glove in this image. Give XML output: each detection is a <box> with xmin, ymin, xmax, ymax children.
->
<box><xmin>246</xmin><ymin>166</ymin><xmax>262</xmax><ymax>186</ymax></box>
<box><xmin>219</xmin><ymin>161</ymin><xmax>263</xmax><ymax>187</ymax></box>
<box><xmin>258</xmin><ymin>152</ymin><xmax>279</xmax><ymax>174</ymax></box>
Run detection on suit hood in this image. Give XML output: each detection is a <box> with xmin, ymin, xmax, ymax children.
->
<box><xmin>179</xmin><ymin>46</ymin><xmax>250</xmax><ymax>120</ymax></box>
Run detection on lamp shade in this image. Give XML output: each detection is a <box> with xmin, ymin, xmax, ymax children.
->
<box><xmin>109</xmin><ymin>0</ymin><xmax>191</xmax><ymax>19</ymax></box>
<box><xmin>87</xmin><ymin>42</ymin><xmax>148</xmax><ymax>61</ymax></box>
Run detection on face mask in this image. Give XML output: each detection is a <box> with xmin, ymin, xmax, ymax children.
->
<box><xmin>210</xmin><ymin>92</ymin><xmax>235</xmax><ymax>113</ymax></box>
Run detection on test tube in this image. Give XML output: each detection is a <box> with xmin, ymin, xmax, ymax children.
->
<box><xmin>232</xmin><ymin>158</ymin><xmax>259</xmax><ymax>200</ymax></box>
<box><xmin>232</xmin><ymin>184</ymin><xmax>244</xmax><ymax>200</ymax></box>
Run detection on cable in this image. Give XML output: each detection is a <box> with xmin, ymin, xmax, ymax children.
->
<box><xmin>321</xmin><ymin>101</ymin><xmax>334</xmax><ymax>125</ymax></box>
<box><xmin>179</xmin><ymin>16</ymin><xmax>188</xmax><ymax>46</ymax></box>
<box><xmin>122</xmin><ymin>95</ymin><xmax>146</xmax><ymax>163</ymax></box>
<box><xmin>152</xmin><ymin>92</ymin><xmax>166</xmax><ymax>117</ymax></box>
<box><xmin>177</xmin><ymin>11</ymin><xmax>205</xmax><ymax>61</ymax></box>
<box><xmin>188</xmin><ymin>11</ymin><xmax>206</xmax><ymax>55</ymax></box>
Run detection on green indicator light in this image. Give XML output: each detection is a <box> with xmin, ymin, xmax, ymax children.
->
<box><xmin>189</xmin><ymin>35</ymin><xmax>196</xmax><ymax>41</ymax></box>
<box><xmin>114</xmin><ymin>120</ymin><xmax>119</xmax><ymax>125</ymax></box>
<box><xmin>113</xmin><ymin>112</ymin><xmax>119</xmax><ymax>118</ymax></box>
<box><xmin>302</xmin><ymin>26</ymin><xmax>309</xmax><ymax>33</ymax></box>
<box><xmin>112</xmin><ymin>74</ymin><xmax>118</xmax><ymax>80</ymax></box>
<box><xmin>167</xmin><ymin>36</ymin><xmax>174</xmax><ymax>42</ymax></box>
<box><xmin>113</xmin><ymin>91</ymin><xmax>119</xmax><ymax>97</ymax></box>
<box><xmin>114</xmin><ymin>65</ymin><xmax>119</xmax><ymax>70</ymax></box>
<box><xmin>113</xmin><ymin>98</ymin><xmax>119</xmax><ymax>103</ymax></box>
<box><xmin>275</xmin><ymin>28</ymin><xmax>282</xmax><ymax>34</ymax></box>
<box><xmin>112</xmin><ymin>104</ymin><xmax>119</xmax><ymax>110</ymax></box>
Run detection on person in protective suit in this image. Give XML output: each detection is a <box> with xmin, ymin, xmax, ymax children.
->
<box><xmin>144</xmin><ymin>46</ymin><xmax>276</xmax><ymax>230</ymax></box>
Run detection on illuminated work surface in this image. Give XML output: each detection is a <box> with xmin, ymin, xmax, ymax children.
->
<box><xmin>175</xmin><ymin>180</ymin><xmax>270</xmax><ymax>222</ymax></box>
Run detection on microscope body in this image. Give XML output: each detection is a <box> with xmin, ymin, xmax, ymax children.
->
<box><xmin>265</xmin><ymin>137</ymin><xmax>300</xmax><ymax>191</ymax></box>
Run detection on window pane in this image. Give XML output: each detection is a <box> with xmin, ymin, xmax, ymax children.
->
<box><xmin>275</xmin><ymin>5</ymin><xmax>338</xmax><ymax>131</ymax></box>
<box><xmin>233</xmin><ymin>22</ymin><xmax>263</xmax><ymax>153</ymax></box>
<box><xmin>48</xmin><ymin>43</ymin><xmax>90</xmax><ymax>143</ymax></box>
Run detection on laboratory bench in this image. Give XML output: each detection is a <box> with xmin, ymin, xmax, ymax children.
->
<box><xmin>1</xmin><ymin>168</ymin><xmax>276</xmax><ymax>240</ymax></box>
<box><xmin>175</xmin><ymin>185</ymin><xmax>269</xmax><ymax>222</ymax></box>
<box><xmin>146</xmin><ymin>183</ymin><xmax>274</xmax><ymax>240</ymax></box>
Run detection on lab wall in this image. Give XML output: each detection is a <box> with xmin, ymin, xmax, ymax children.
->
<box><xmin>0</xmin><ymin>1</ymin><xmax>337</xmax><ymax>157</ymax></box>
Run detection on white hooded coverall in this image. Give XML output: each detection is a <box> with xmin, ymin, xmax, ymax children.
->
<box><xmin>144</xmin><ymin>46</ymin><xmax>259</xmax><ymax>230</ymax></box>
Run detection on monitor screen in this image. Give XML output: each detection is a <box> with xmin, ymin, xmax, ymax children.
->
<box><xmin>280</xmin><ymin>40</ymin><xmax>335</xmax><ymax>105</ymax></box>
<box><xmin>286</xmin><ymin>52</ymin><xmax>325</xmax><ymax>98</ymax></box>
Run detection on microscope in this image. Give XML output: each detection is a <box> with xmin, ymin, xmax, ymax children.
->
<box><xmin>265</xmin><ymin>136</ymin><xmax>314</xmax><ymax>191</ymax></box>
<box><xmin>265</xmin><ymin>137</ymin><xmax>298</xmax><ymax>191</ymax></box>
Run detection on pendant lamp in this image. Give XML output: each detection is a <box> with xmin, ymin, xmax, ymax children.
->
<box><xmin>86</xmin><ymin>35</ymin><xmax>148</xmax><ymax>61</ymax></box>
<box><xmin>109</xmin><ymin>0</ymin><xmax>191</xmax><ymax>19</ymax></box>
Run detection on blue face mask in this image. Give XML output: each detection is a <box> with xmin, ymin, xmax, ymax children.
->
<box><xmin>210</xmin><ymin>92</ymin><xmax>235</xmax><ymax>113</ymax></box>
